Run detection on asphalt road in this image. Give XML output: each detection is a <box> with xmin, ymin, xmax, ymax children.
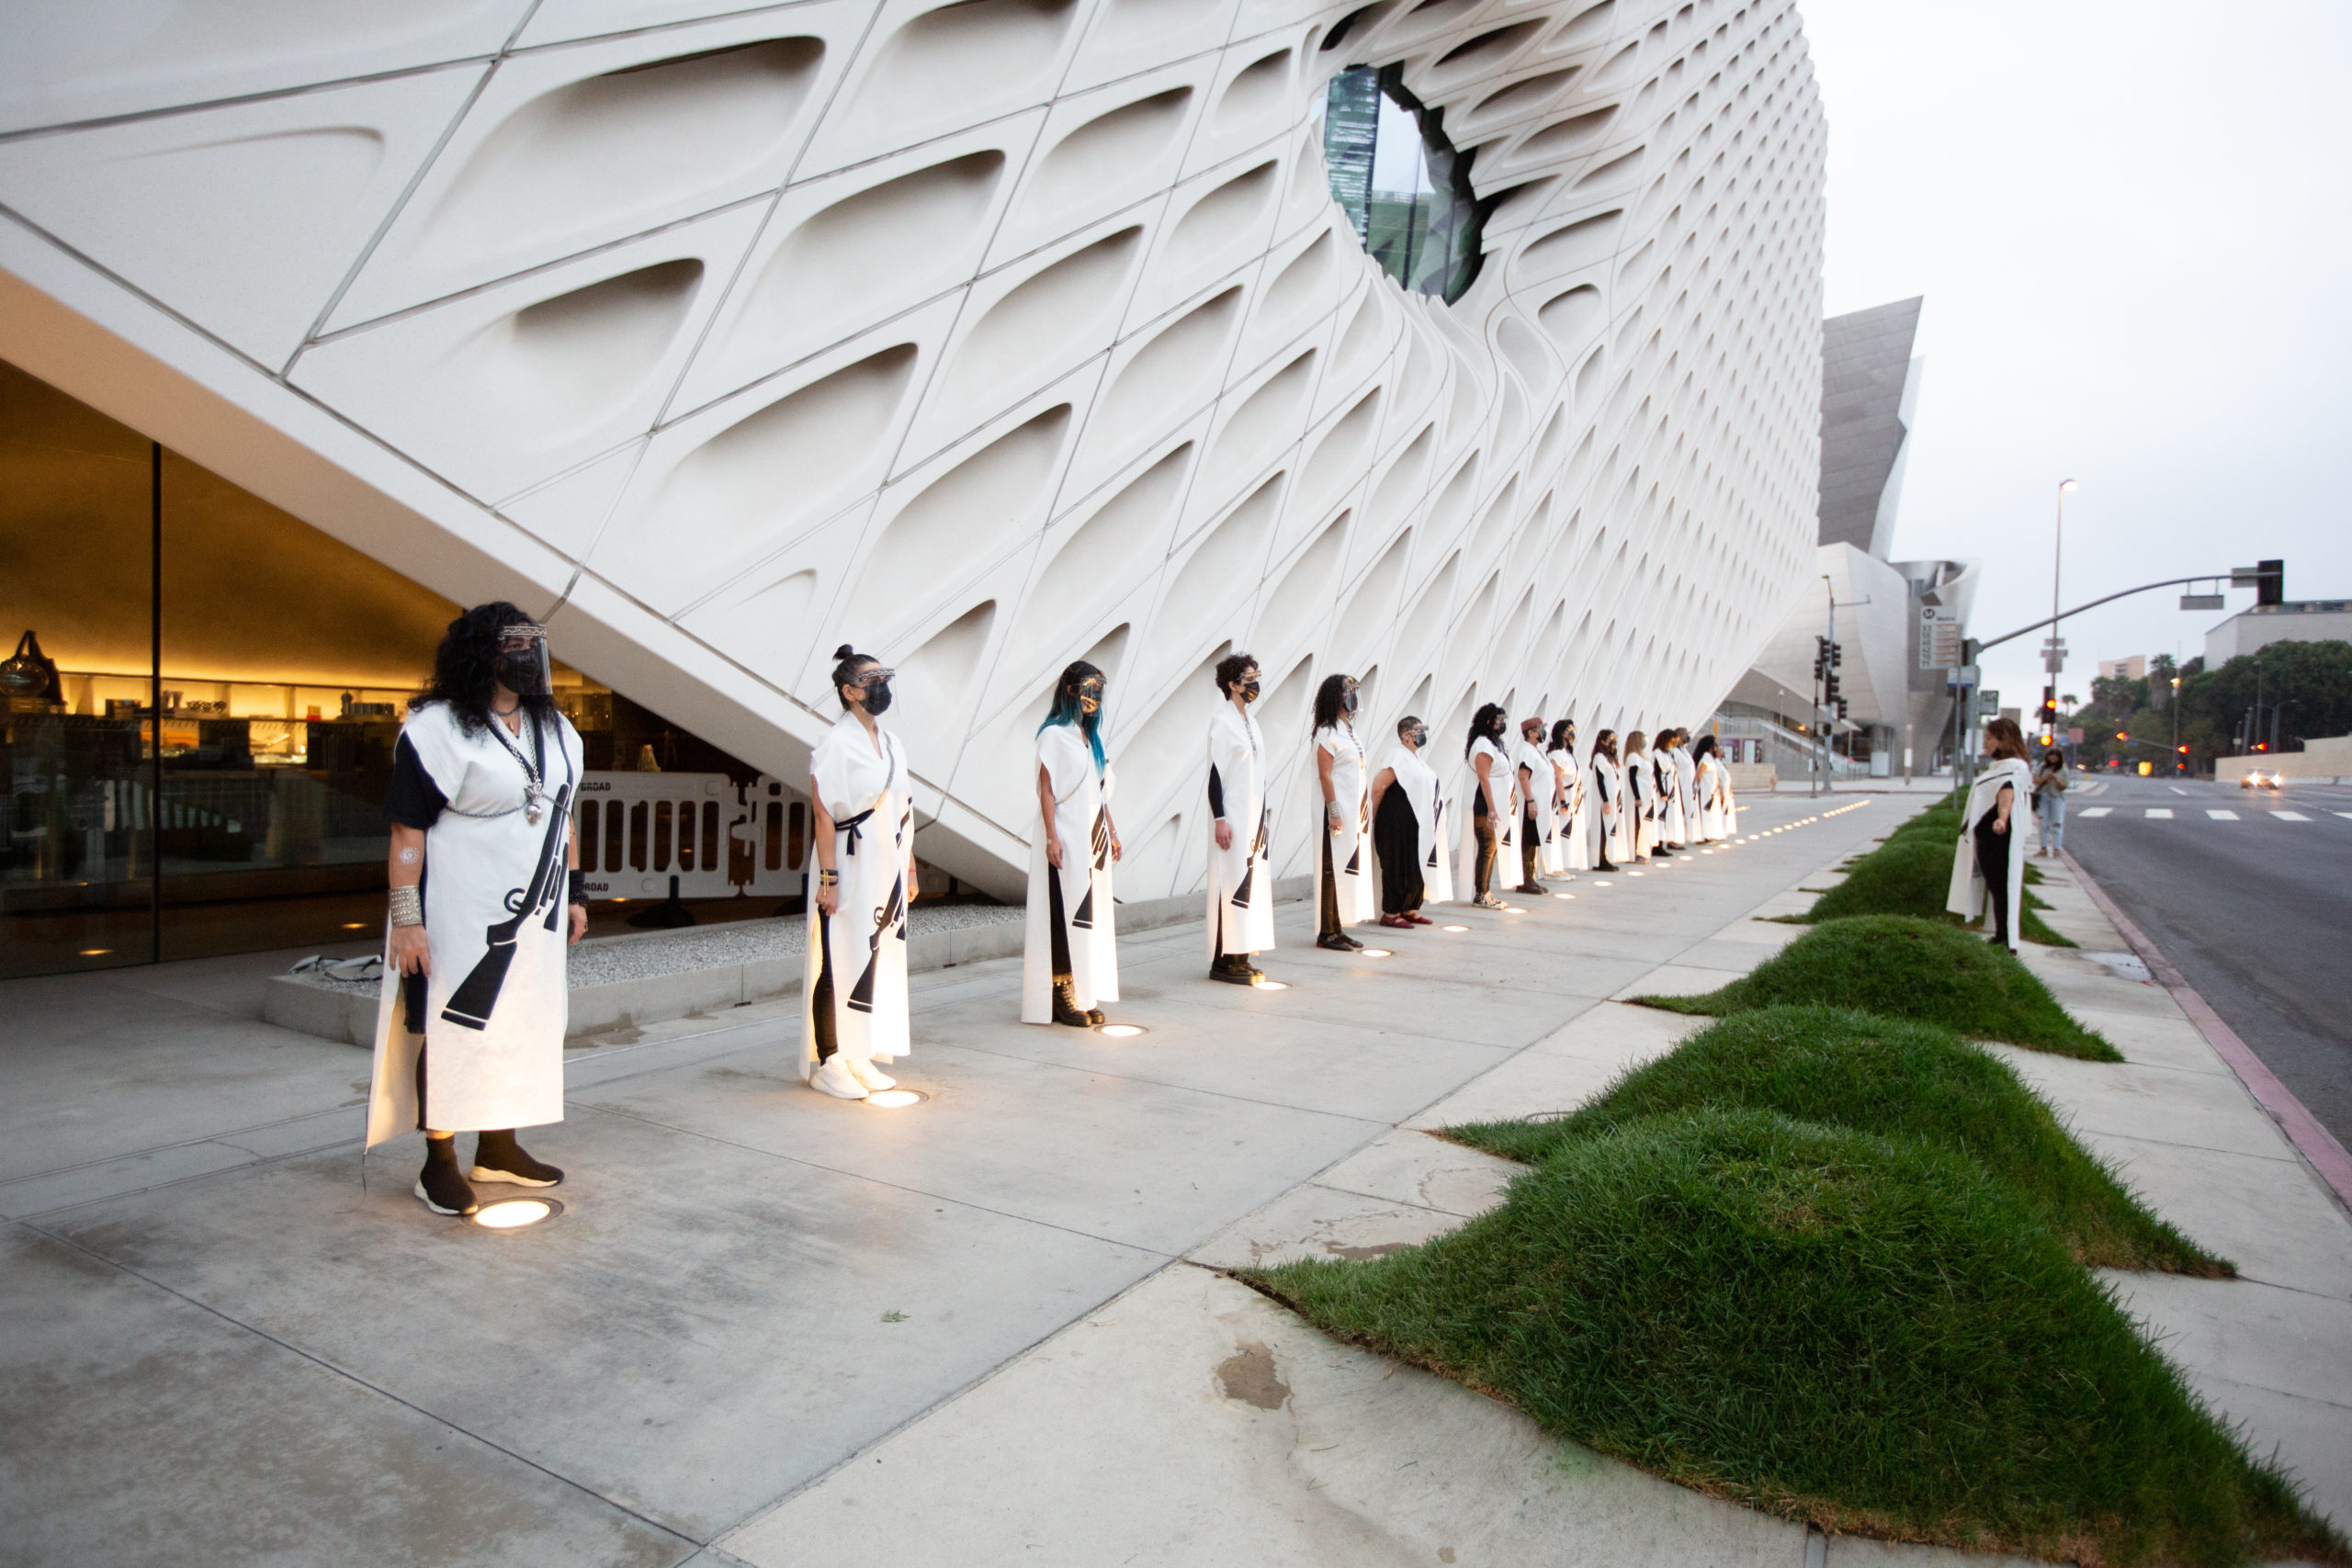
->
<box><xmin>2058</xmin><ymin>772</ymin><xmax>2352</xmax><ymax>1150</ymax></box>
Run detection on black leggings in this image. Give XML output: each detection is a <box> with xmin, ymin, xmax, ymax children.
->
<box><xmin>1974</xmin><ymin>816</ymin><xmax>2012</xmax><ymax>941</ymax></box>
<box><xmin>1046</xmin><ymin>864</ymin><xmax>1073</xmax><ymax>983</ymax></box>
<box><xmin>1317</xmin><ymin>828</ymin><xmax>1343</xmax><ymax>936</ymax></box>
<box><xmin>810</xmin><ymin>910</ymin><xmax>839</xmax><ymax>1060</ymax></box>
<box><xmin>1521</xmin><ymin>808</ymin><xmax>1543</xmax><ymax>885</ymax></box>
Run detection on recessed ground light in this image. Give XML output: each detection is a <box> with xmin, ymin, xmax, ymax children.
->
<box><xmin>342</xmin><ymin>921</ymin><xmax>368</xmax><ymax>930</ymax></box>
<box><xmin>867</xmin><ymin>1089</ymin><xmax>926</xmax><ymax>1109</ymax></box>
<box><xmin>1592</xmin><ymin>880</ymin><xmax>1612</xmax><ymax>887</ymax></box>
<box><xmin>79</xmin><ymin>947</ymin><xmax>112</xmax><ymax>956</ymax></box>
<box><xmin>1503</xmin><ymin>906</ymin><xmax>1527</xmax><ymax>913</ymax></box>
<box><xmin>1699</xmin><ymin>849</ymin><xmax>1713</xmax><ymax>855</ymax></box>
<box><xmin>472</xmin><ymin>1197</ymin><xmax>560</xmax><ymax>1230</ymax></box>
<box><xmin>1553</xmin><ymin>891</ymin><xmax>1575</xmax><ymax>899</ymax></box>
<box><xmin>1441</xmin><ymin>923</ymin><xmax>1469</xmax><ymax>931</ymax></box>
<box><xmin>1256</xmin><ymin>979</ymin><xmax>1289</xmax><ymax>990</ymax></box>
<box><xmin>1627</xmin><ymin>870</ymin><xmax>1645</xmax><ymax>877</ymax></box>
<box><xmin>1359</xmin><ymin>947</ymin><xmax>1392</xmax><ymax>958</ymax></box>
<box><xmin>1096</xmin><ymin>1023</ymin><xmax>1146</xmax><ymax>1038</ymax></box>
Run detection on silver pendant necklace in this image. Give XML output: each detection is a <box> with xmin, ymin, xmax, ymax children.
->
<box><xmin>488</xmin><ymin>708</ymin><xmax>548</xmax><ymax>824</ymax></box>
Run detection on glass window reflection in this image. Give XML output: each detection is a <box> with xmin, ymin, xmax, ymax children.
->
<box><xmin>1320</xmin><ymin>65</ymin><xmax>1485</xmax><ymax>304</ymax></box>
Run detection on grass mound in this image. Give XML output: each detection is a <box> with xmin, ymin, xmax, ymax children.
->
<box><xmin>1637</xmin><ymin>915</ymin><xmax>2117</xmax><ymax>1059</ymax></box>
<box><xmin>1447</xmin><ymin>1007</ymin><xmax>2222</xmax><ymax>1273</ymax></box>
<box><xmin>1251</xmin><ymin>1111</ymin><xmax>2342</xmax><ymax>1566</ymax></box>
<box><xmin>1807</xmin><ymin>805</ymin><xmax>2073</xmax><ymax>946</ymax></box>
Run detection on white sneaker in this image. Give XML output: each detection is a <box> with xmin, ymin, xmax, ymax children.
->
<box><xmin>808</xmin><ymin>1056</ymin><xmax>868</xmax><ymax>1100</ymax></box>
<box><xmin>846</xmin><ymin>1056</ymin><xmax>897</xmax><ymax>1092</ymax></box>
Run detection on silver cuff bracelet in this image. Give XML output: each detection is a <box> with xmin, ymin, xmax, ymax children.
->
<box><xmin>388</xmin><ymin>885</ymin><xmax>424</xmax><ymax>928</ymax></box>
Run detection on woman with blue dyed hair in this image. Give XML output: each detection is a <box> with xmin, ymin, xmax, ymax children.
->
<box><xmin>1023</xmin><ymin>660</ymin><xmax>1124</xmax><ymax>1026</ymax></box>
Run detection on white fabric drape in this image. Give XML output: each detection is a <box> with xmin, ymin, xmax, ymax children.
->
<box><xmin>1949</xmin><ymin>757</ymin><xmax>2032</xmax><ymax>952</ymax></box>
<box><xmin>1206</xmin><ymin>702</ymin><xmax>1275</xmax><ymax>957</ymax></box>
<box><xmin>804</xmin><ymin>712</ymin><xmax>913</xmax><ymax>1074</ymax></box>
<box><xmin>368</xmin><ymin>704</ymin><xmax>582</xmax><ymax>1146</ymax></box>
<box><xmin>1315</xmin><ymin>721</ymin><xmax>1374</xmax><ymax>925</ymax></box>
<box><xmin>1023</xmin><ymin>721</ymin><xmax>1119</xmax><ymax>1022</ymax></box>
<box><xmin>1381</xmin><ymin>743</ymin><xmax>1453</xmax><ymax>906</ymax></box>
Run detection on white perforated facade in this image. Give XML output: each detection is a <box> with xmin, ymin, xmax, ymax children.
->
<box><xmin>0</xmin><ymin>0</ymin><xmax>1827</xmax><ymax>899</ymax></box>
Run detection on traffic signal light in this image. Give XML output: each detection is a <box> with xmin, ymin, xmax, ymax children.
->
<box><xmin>2116</xmin><ymin>731</ymin><xmax>2128</xmax><ymax>741</ymax></box>
<box><xmin>1829</xmin><ymin>642</ymin><xmax>1842</xmax><ymax>668</ymax></box>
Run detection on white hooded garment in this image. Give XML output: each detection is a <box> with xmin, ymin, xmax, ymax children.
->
<box><xmin>1949</xmin><ymin>757</ymin><xmax>2032</xmax><ymax>953</ymax></box>
<box><xmin>1205</xmin><ymin>700</ymin><xmax>1276</xmax><ymax>957</ymax></box>
<box><xmin>1672</xmin><ymin>746</ymin><xmax>1699</xmax><ymax>844</ymax></box>
<box><xmin>368</xmin><ymin>702</ymin><xmax>582</xmax><ymax>1147</ymax></box>
<box><xmin>1625</xmin><ymin>747</ymin><xmax>1656</xmax><ymax>858</ymax></box>
<box><xmin>1023</xmin><ymin>719</ymin><xmax>1119</xmax><ymax>1022</ymax></box>
<box><xmin>1517</xmin><ymin>736</ymin><xmax>1563</xmax><ymax>874</ymax></box>
<box><xmin>1589</xmin><ymin>751</ymin><xmax>1626</xmax><ymax>865</ymax></box>
<box><xmin>1697</xmin><ymin>754</ymin><xmax>1728</xmax><ymax>840</ymax></box>
<box><xmin>1316</xmin><ymin>721</ymin><xmax>1375</xmax><ymax>925</ymax></box>
<box><xmin>1656</xmin><ymin>750</ymin><xmax>1687</xmax><ymax>846</ymax></box>
<box><xmin>1458</xmin><ymin>734</ymin><xmax>1516</xmax><ymax>898</ymax></box>
<box><xmin>804</xmin><ymin>711</ymin><xmax>913</xmax><ymax>1073</ymax></box>
<box><xmin>1549</xmin><ymin>745</ymin><xmax>1590</xmax><ymax>871</ymax></box>
<box><xmin>1379</xmin><ymin>742</ymin><xmax>1453</xmax><ymax>906</ymax></box>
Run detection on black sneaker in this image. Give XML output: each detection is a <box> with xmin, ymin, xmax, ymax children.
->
<box><xmin>1083</xmin><ymin>1008</ymin><xmax>1107</xmax><ymax>1026</ymax></box>
<box><xmin>1317</xmin><ymin>932</ymin><xmax>1354</xmax><ymax>952</ymax></box>
<box><xmin>1210</xmin><ymin>956</ymin><xmax>1257</xmax><ymax>986</ymax></box>
<box><xmin>1052</xmin><ymin>978</ymin><xmax>1092</xmax><ymax>1027</ymax></box>
<box><xmin>471</xmin><ymin>1130</ymin><xmax>563</xmax><ymax>1189</ymax></box>
<box><xmin>414</xmin><ymin>1159</ymin><xmax>479</xmax><ymax>1216</ymax></box>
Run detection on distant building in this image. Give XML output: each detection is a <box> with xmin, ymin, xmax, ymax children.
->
<box><xmin>2205</xmin><ymin>602</ymin><xmax>2352</xmax><ymax>664</ymax></box>
<box><xmin>2098</xmin><ymin>655</ymin><xmax>2146</xmax><ymax>682</ymax></box>
<box><xmin>1721</xmin><ymin>297</ymin><xmax>1973</xmax><ymax>778</ymax></box>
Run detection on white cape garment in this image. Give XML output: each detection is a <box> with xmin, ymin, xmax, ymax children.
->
<box><xmin>1378</xmin><ymin>742</ymin><xmax>1453</xmax><ymax>906</ymax></box>
<box><xmin>1518</xmin><ymin>737</ymin><xmax>1565</xmax><ymax>874</ymax></box>
<box><xmin>1023</xmin><ymin>720</ymin><xmax>1119</xmax><ymax>1023</ymax></box>
<box><xmin>804</xmin><ymin>711</ymin><xmax>913</xmax><ymax>1073</ymax></box>
<box><xmin>1549</xmin><ymin>746</ymin><xmax>1591</xmax><ymax>870</ymax></box>
<box><xmin>1696</xmin><ymin>755</ymin><xmax>1728</xmax><ymax>840</ymax></box>
<box><xmin>1656</xmin><ymin>750</ymin><xmax>1687</xmax><ymax>845</ymax></box>
<box><xmin>1458</xmin><ymin>735</ymin><xmax>1516</xmax><ymax>898</ymax></box>
<box><xmin>1721</xmin><ymin>766</ymin><xmax>1740</xmax><ymax>837</ymax></box>
<box><xmin>1949</xmin><ymin>757</ymin><xmax>2032</xmax><ymax>952</ymax></box>
<box><xmin>1624</xmin><ymin>749</ymin><xmax>1656</xmax><ymax>858</ymax></box>
<box><xmin>1589</xmin><ymin>754</ymin><xmax>1626</xmax><ymax>865</ymax></box>
<box><xmin>1205</xmin><ymin>701</ymin><xmax>1276</xmax><ymax>958</ymax></box>
<box><xmin>368</xmin><ymin>703</ymin><xmax>582</xmax><ymax>1146</ymax></box>
<box><xmin>1315</xmin><ymin>722</ymin><xmax>1375</xmax><ymax>925</ymax></box>
<box><xmin>1672</xmin><ymin>747</ymin><xmax>1699</xmax><ymax>843</ymax></box>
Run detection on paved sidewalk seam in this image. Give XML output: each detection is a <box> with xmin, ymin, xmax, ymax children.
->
<box><xmin>2062</xmin><ymin>848</ymin><xmax>2352</xmax><ymax>1213</ymax></box>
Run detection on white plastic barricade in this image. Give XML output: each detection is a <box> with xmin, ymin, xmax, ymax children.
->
<box><xmin>576</xmin><ymin>772</ymin><xmax>809</xmax><ymax>901</ymax></box>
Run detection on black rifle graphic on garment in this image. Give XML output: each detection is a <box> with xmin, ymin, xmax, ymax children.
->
<box><xmin>1229</xmin><ymin>806</ymin><xmax>1269</xmax><ymax>908</ymax></box>
<box><xmin>440</xmin><ymin>783</ymin><xmax>572</xmax><ymax>1032</ymax></box>
<box><xmin>1071</xmin><ymin>807</ymin><xmax>1108</xmax><ymax>930</ymax></box>
<box><xmin>847</xmin><ymin>871</ymin><xmax>906</xmax><ymax>1015</ymax></box>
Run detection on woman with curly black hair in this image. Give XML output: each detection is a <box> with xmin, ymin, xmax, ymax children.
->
<box><xmin>367</xmin><ymin>603</ymin><xmax>586</xmax><ymax>1217</ymax></box>
<box><xmin>1204</xmin><ymin>650</ymin><xmax>1276</xmax><ymax>986</ymax></box>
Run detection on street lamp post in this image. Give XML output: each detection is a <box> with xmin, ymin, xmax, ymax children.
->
<box><xmin>2043</xmin><ymin>479</ymin><xmax>2078</xmax><ymax>745</ymax></box>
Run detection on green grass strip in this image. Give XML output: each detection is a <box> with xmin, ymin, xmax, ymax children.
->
<box><xmin>1250</xmin><ymin>1110</ymin><xmax>2345</xmax><ymax>1566</ymax></box>
<box><xmin>1636</xmin><ymin>915</ymin><xmax>2118</xmax><ymax>1060</ymax></box>
<box><xmin>1446</xmin><ymin>1006</ymin><xmax>2223</xmax><ymax>1274</ymax></box>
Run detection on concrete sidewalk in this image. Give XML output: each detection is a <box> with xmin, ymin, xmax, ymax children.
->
<box><xmin>6</xmin><ymin>795</ymin><xmax>2344</xmax><ymax>1563</ymax></box>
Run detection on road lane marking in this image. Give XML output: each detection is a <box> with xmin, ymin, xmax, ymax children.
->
<box><xmin>2337</xmin><ymin>812</ymin><xmax>2352</xmax><ymax>821</ymax></box>
<box><xmin>2144</xmin><ymin>808</ymin><xmax>2174</xmax><ymax>818</ymax></box>
<box><xmin>2169</xmin><ymin>785</ymin><xmax>2188</xmax><ymax>795</ymax></box>
<box><xmin>2078</xmin><ymin>807</ymin><xmax>2112</xmax><ymax>818</ymax></box>
<box><xmin>2272</xmin><ymin>810</ymin><xmax>2312</xmax><ymax>821</ymax></box>
<box><xmin>2207</xmin><ymin>809</ymin><xmax>2238</xmax><ymax>819</ymax></box>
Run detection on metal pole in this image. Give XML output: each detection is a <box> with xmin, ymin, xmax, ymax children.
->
<box><xmin>1819</xmin><ymin>580</ymin><xmax>1835</xmax><ymax>797</ymax></box>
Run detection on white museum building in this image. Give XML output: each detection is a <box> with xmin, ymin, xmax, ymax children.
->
<box><xmin>0</xmin><ymin>0</ymin><xmax>1830</xmax><ymax>978</ymax></box>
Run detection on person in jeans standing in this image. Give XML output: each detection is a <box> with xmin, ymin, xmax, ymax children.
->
<box><xmin>2032</xmin><ymin>747</ymin><xmax>2069</xmax><ymax>857</ymax></box>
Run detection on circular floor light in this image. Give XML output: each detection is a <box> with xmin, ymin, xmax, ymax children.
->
<box><xmin>1592</xmin><ymin>879</ymin><xmax>1612</xmax><ymax>887</ymax></box>
<box><xmin>472</xmin><ymin>1197</ymin><xmax>561</xmax><ymax>1230</ymax></box>
<box><xmin>1359</xmin><ymin>947</ymin><xmax>1393</xmax><ymax>958</ymax></box>
<box><xmin>1096</xmin><ymin>1022</ymin><xmax>1147</xmax><ymax>1039</ymax></box>
<box><xmin>1441</xmin><ymin>923</ymin><xmax>1469</xmax><ymax>931</ymax></box>
<box><xmin>1553</xmin><ymin>891</ymin><xmax>1575</xmax><ymax>899</ymax></box>
<box><xmin>866</xmin><ymin>1089</ymin><xmax>926</xmax><ymax>1109</ymax></box>
<box><xmin>1256</xmin><ymin>979</ymin><xmax>1290</xmax><ymax>990</ymax></box>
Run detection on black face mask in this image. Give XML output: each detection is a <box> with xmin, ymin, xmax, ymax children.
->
<box><xmin>1237</xmin><ymin>680</ymin><xmax>1261</xmax><ymax>703</ymax></box>
<box><xmin>863</xmin><ymin>680</ymin><xmax>894</xmax><ymax>716</ymax></box>
<box><xmin>1408</xmin><ymin>728</ymin><xmax>1429</xmax><ymax>748</ymax></box>
<box><xmin>1074</xmin><ymin>682</ymin><xmax>1103</xmax><ymax>716</ymax></box>
<box><xmin>496</xmin><ymin>649</ymin><xmax>548</xmax><ymax>697</ymax></box>
<box><xmin>1342</xmin><ymin>690</ymin><xmax>1359</xmax><ymax>714</ymax></box>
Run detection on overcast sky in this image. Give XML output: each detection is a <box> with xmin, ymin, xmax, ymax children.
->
<box><xmin>1799</xmin><ymin>0</ymin><xmax>2352</xmax><ymax>715</ymax></box>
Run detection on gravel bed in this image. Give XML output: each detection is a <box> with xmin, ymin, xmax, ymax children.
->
<box><xmin>284</xmin><ymin>902</ymin><xmax>1023</xmax><ymax>995</ymax></box>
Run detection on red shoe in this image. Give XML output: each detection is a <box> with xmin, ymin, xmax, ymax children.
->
<box><xmin>1379</xmin><ymin>912</ymin><xmax>1413</xmax><ymax>930</ymax></box>
<box><xmin>1406</xmin><ymin>911</ymin><xmax>1435</xmax><ymax>925</ymax></box>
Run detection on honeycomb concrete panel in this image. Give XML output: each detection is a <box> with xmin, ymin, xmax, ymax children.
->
<box><xmin>0</xmin><ymin>0</ymin><xmax>1828</xmax><ymax>899</ymax></box>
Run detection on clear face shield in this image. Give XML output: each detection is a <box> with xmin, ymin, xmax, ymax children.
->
<box><xmin>496</xmin><ymin>623</ymin><xmax>552</xmax><ymax>698</ymax></box>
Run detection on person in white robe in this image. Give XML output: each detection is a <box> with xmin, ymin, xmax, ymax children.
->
<box><xmin>1649</xmin><ymin>732</ymin><xmax>1685</xmax><ymax>854</ymax></box>
<box><xmin>1589</xmin><ymin>729</ymin><xmax>1626</xmax><ymax>869</ymax></box>
<box><xmin>1949</xmin><ymin>716</ymin><xmax>2034</xmax><ymax>953</ymax></box>
<box><xmin>1692</xmin><ymin>734</ymin><xmax>1729</xmax><ymax>840</ymax></box>
<box><xmin>805</xmin><ymin>645</ymin><xmax>918</xmax><ymax>1100</ymax></box>
<box><xmin>1369</xmin><ymin>715</ymin><xmax>1446</xmax><ymax>928</ymax></box>
<box><xmin>1671</xmin><ymin>729</ymin><xmax>1702</xmax><ymax>847</ymax></box>
<box><xmin>1458</xmin><ymin>704</ymin><xmax>1515</xmax><ymax>908</ymax></box>
<box><xmin>1513</xmin><ymin>716</ymin><xmax>1555</xmax><ymax>891</ymax></box>
<box><xmin>1311</xmin><ymin>673</ymin><xmax>1374</xmax><ymax>953</ymax></box>
<box><xmin>1623</xmin><ymin>730</ymin><xmax>1657</xmax><ymax>860</ymax></box>
<box><xmin>371</xmin><ymin>605</ymin><xmax>585</xmax><ymax>1217</ymax></box>
<box><xmin>1023</xmin><ymin>660</ymin><xmax>1123</xmax><ymax>1027</ymax></box>
<box><xmin>1206</xmin><ymin>652</ymin><xmax>1277</xmax><ymax>986</ymax></box>
<box><xmin>1547</xmin><ymin>719</ymin><xmax>1589</xmax><ymax>873</ymax></box>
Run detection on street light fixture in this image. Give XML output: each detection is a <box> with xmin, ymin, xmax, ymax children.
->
<box><xmin>2043</xmin><ymin>479</ymin><xmax>2078</xmax><ymax>745</ymax></box>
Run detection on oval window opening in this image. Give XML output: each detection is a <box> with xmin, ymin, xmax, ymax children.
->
<box><xmin>1318</xmin><ymin>63</ymin><xmax>1487</xmax><ymax>304</ymax></box>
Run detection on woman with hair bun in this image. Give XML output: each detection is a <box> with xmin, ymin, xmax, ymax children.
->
<box><xmin>368</xmin><ymin>604</ymin><xmax>585</xmax><ymax>1217</ymax></box>
<box><xmin>1023</xmin><ymin>660</ymin><xmax>1122</xmax><ymax>1026</ymax></box>
<box><xmin>804</xmin><ymin>644</ymin><xmax>918</xmax><ymax>1100</ymax></box>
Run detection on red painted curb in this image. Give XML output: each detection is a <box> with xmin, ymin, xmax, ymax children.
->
<box><xmin>2060</xmin><ymin>848</ymin><xmax>2352</xmax><ymax>1212</ymax></box>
